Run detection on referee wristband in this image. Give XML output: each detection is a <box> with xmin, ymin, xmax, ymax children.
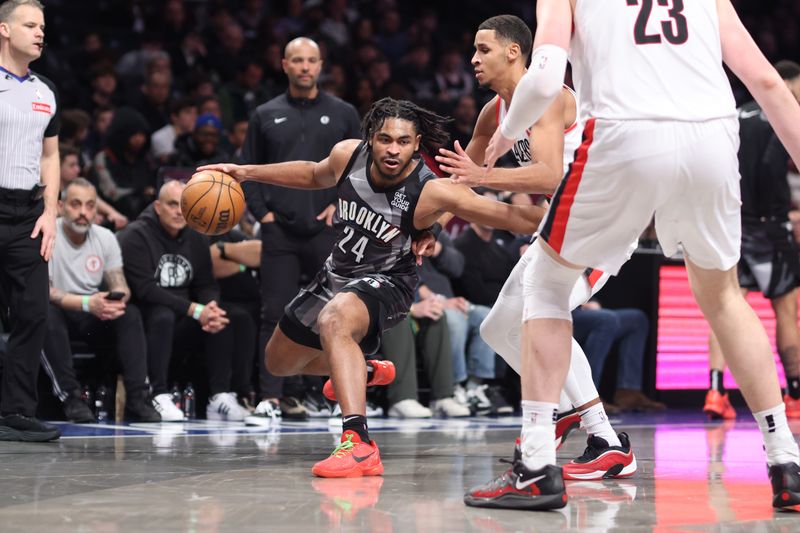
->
<box><xmin>192</xmin><ymin>304</ymin><xmax>205</xmax><ymax>321</ymax></box>
<box><xmin>81</xmin><ymin>295</ymin><xmax>90</xmax><ymax>313</ymax></box>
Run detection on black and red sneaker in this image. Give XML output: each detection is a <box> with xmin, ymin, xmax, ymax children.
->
<box><xmin>464</xmin><ymin>441</ymin><xmax>567</xmax><ymax>510</ymax></box>
<box><xmin>769</xmin><ymin>462</ymin><xmax>800</xmax><ymax>509</ymax></box>
<box><xmin>563</xmin><ymin>432</ymin><xmax>637</xmax><ymax>480</ymax></box>
<box><xmin>555</xmin><ymin>410</ymin><xmax>581</xmax><ymax>450</ymax></box>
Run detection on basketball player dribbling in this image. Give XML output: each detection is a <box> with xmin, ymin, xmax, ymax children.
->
<box><xmin>466</xmin><ymin>0</ymin><xmax>800</xmax><ymax>511</ymax></box>
<box><xmin>435</xmin><ymin>15</ymin><xmax>635</xmax><ymax>481</ymax></box>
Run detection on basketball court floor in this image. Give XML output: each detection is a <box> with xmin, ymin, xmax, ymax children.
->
<box><xmin>1</xmin><ymin>411</ymin><xmax>799</xmax><ymax>532</ymax></box>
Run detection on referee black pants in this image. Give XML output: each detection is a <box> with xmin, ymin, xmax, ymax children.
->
<box><xmin>258</xmin><ymin>223</ymin><xmax>336</xmax><ymax>399</ymax></box>
<box><xmin>0</xmin><ymin>190</ymin><xmax>48</xmax><ymax>417</ymax></box>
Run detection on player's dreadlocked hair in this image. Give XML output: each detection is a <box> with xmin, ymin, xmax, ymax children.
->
<box><xmin>361</xmin><ymin>97</ymin><xmax>452</xmax><ymax>155</ymax></box>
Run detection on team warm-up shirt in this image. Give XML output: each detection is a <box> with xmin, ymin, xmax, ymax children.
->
<box><xmin>49</xmin><ymin>218</ymin><xmax>122</xmax><ymax>295</ymax></box>
<box><xmin>328</xmin><ymin>142</ymin><xmax>436</xmax><ymax>285</ymax></box>
<box><xmin>0</xmin><ymin>67</ymin><xmax>59</xmax><ymax>190</ymax></box>
<box><xmin>570</xmin><ymin>0</ymin><xmax>736</xmax><ymax>121</ymax></box>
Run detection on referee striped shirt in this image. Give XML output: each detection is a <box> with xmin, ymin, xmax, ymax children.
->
<box><xmin>0</xmin><ymin>66</ymin><xmax>59</xmax><ymax>191</ymax></box>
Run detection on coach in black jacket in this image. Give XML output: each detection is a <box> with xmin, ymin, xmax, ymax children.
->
<box><xmin>117</xmin><ymin>181</ymin><xmax>254</xmax><ymax>420</ymax></box>
<box><xmin>241</xmin><ymin>37</ymin><xmax>360</xmax><ymax>419</ymax></box>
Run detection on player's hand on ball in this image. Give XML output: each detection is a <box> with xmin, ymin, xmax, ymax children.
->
<box><xmin>196</xmin><ymin>163</ymin><xmax>247</xmax><ymax>182</ymax></box>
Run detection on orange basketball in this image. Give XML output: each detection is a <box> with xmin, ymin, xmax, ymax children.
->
<box><xmin>180</xmin><ymin>170</ymin><xmax>245</xmax><ymax>235</ymax></box>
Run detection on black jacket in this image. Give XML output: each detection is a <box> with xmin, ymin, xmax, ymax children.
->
<box><xmin>117</xmin><ymin>204</ymin><xmax>219</xmax><ymax>315</ymax></box>
<box><xmin>418</xmin><ymin>232</ymin><xmax>465</xmax><ymax>298</ymax></box>
<box><xmin>241</xmin><ymin>91</ymin><xmax>360</xmax><ymax>236</ymax></box>
<box><xmin>454</xmin><ymin>227</ymin><xmax>516</xmax><ymax>307</ymax></box>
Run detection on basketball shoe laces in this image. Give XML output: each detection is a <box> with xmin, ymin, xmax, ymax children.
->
<box><xmin>331</xmin><ymin>433</ymin><xmax>358</xmax><ymax>458</ymax></box>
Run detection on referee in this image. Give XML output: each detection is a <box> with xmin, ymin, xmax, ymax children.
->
<box><xmin>706</xmin><ymin>60</ymin><xmax>800</xmax><ymax>420</ymax></box>
<box><xmin>0</xmin><ymin>0</ymin><xmax>60</xmax><ymax>441</ymax></box>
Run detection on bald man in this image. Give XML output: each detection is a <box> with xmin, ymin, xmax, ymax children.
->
<box><xmin>117</xmin><ymin>181</ymin><xmax>255</xmax><ymax>422</ymax></box>
<box><xmin>240</xmin><ymin>37</ymin><xmax>361</xmax><ymax>423</ymax></box>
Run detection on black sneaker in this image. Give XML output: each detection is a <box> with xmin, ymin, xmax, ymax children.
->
<box><xmin>63</xmin><ymin>396</ymin><xmax>95</xmax><ymax>423</ymax></box>
<box><xmin>125</xmin><ymin>396</ymin><xmax>162</xmax><ymax>422</ymax></box>
<box><xmin>464</xmin><ymin>439</ymin><xmax>567</xmax><ymax>510</ymax></box>
<box><xmin>485</xmin><ymin>386</ymin><xmax>514</xmax><ymax>415</ymax></box>
<box><xmin>563</xmin><ymin>432</ymin><xmax>637</xmax><ymax>480</ymax></box>
<box><xmin>769</xmin><ymin>462</ymin><xmax>800</xmax><ymax>509</ymax></box>
<box><xmin>0</xmin><ymin>414</ymin><xmax>61</xmax><ymax>442</ymax></box>
<box><xmin>279</xmin><ymin>396</ymin><xmax>309</xmax><ymax>420</ymax></box>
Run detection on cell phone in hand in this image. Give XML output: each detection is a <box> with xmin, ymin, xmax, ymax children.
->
<box><xmin>105</xmin><ymin>291</ymin><xmax>125</xmax><ymax>301</ymax></box>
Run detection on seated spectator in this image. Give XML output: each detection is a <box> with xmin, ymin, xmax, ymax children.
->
<box><xmin>383</xmin><ymin>300</ymin><xmax>469</xmax><ymax>418</ymax></box>
<box><xmin>167</xmin><ymin>113</ymin><xmax>230</xmax><ymax>168</ymax></box>
<box><xmin>133</xmin><ymin>69</ymin><xmax>172</xmax><ymax>132</ymax></box>
<box><xmin>59</xmin><ymin>109</ymin><xmax>92</xmax><ymax>167</ymax></box>
<box><xmin>84</xmin><ymin>105</ymin><xmax>115</xmax><ymax>159</ymax></box>
<box><xmin>151</xmin><ymin>97</ymin><xmax>198</xmax><ymax>164</ymax></box>
<box><xmin>117</xmin><ymin>181</ymin><xmax>255</xmax><ymax>422</ymax></box>
<box><xmin>434</xmin><ymin>48</ymin><xmax>474</xmax><ymax>106</ymax></box>
<box><xmin>42</xmin><ymin>179</ymin><xmax>160</xmax><ymax>423</ymax></box>
<box><xmin>218</xmin><ymin>58</ymin><xmax>272</xmax><ymax>129</ymax></box>
<box><xmin>60</xmin><ymin>144</ymin><xmax>127</xmax><ymax>230</ymax></box>
<box><xmin>448</xmin><ymin>95</ymin><xmax>477</xmax><ymax>150</ymax></box>
<box><xmin>79</xmin><ymin>64</ymin><xmax>121</xmax><ymax>113</ymax></box>
<box><xmin>454</xmin><ymin>219</ymin><xmax>517</xmax><ymax>308</ymax></box>
<box><xmin>418</xmin><ymin>232</ymin><xmax>509</xmax><ymax>415</ymax></box>
<box><xmin>222</xmin><ymin>119</ymin><xmax>249</xmax><ymax>160</ymax></box>
<box><xmin>198</xmin><ymin>95</ymin><xmax>222</xmax><ymax>119</ymax></box>
<box><xmin>93</xmin><ymin>107</ymin><xmax>155</xmax><ymax>219</ymax></box>
<box><xmin>572</xmin><ymin>302</ymin><xmax>666</xmax><ymax>412</ymax></box>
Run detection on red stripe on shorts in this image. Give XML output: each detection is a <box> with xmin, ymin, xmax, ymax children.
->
<box><xmin>547</xmin><ymin>118</ymin><xmax>596</xmax><ymax>254</ymax></box>
<box><xmin>586</xmin><ymin>268</ymin><xmax>604</xmax><ymax>288</ymax></box>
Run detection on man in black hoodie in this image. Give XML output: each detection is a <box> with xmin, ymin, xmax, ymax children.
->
<box><xmin>117</xmin><ymin>180</ymin><xmax>254</xmax><ymax>422</ymax></box>
<box><xmin>241</xmin><ymin>36</ymin><xmax>360</xmax><ymax>420</ymax></box>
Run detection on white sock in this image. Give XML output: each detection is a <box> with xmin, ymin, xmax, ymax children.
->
<box><xmin>520</xmin><ymin>400</ymin><xmax>558</xmax><ymax>470</ymax></box>
<box><xmin>754</xmin><ymin>403</ymin><xmax>800</xmax><ymax>466</ymax></box>
<box><xmin>579</xmin><ymin>403</ymin><xmax>620</xmax><ymax>447</ymax></box>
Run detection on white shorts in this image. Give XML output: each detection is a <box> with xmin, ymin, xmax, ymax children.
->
<box><xmin>539</xmin><ymin>117</ymin><xmax>742</xmax><ymax>274</ymax></box>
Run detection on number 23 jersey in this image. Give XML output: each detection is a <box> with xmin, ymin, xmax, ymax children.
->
<box><xmin>570</xmin><ymin>0</ymin><xmax>736</xmax><ymax>122</ymax></box>
<box><xmin>328</xmin><ymin>142</ymin><xmax>436</xmax><ymax>283</ymax></box>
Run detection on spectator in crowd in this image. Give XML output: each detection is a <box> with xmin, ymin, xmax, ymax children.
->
<box><xmin>448</xmin><ymin>95</ymin><xmax>478</xmax><ymax>151</ymax></box>
<box><xmin>572</xmin><ymin>302</ymin><xmax>666</xmax><ymax>412</ymax></box>
<box><xmin>116</xmin><ymin>33</ymin><xmax>168</xmax><ymax>90</ymax></box>
<box><xmin>117</xmin><ymin>180</ymin><xmax>255</xmax><ymax>422</ymax></box>
<box><xmin>434</xmin><ymin>48</ymin><xmax>473</xmax><ymax>106</ymax></box>
<box><xmin>223</xmin><ymin>119</ymin><xmax>249</xmax><ymax>160</ymax></box>
<box><xmin>80</xmin><ymin>64</ymin><xmax>120</xmax><ymax>113</ymax></box>
<box><xmin>208</xmin><ymin>21</ymin><xmax>247</xmax><ymax>81</ymax></box>
<box><xmin>93</xmin><ymin>107</ymin><xmax>154</xmax><ymax>219</ymax></box>
<box><xmin>240</xmin><ymin>37</ymin><xmax>360</xmax><ymax>422</ymax></box>
<box><xmin>454</xmin><ymin>217</ymin><xmax>518</xmax><ymax>308</ymax></box>
<box><xmin>383</xmin><ymin>299</ymin><xmax>470</xmax><ymax>418</ymax></box>
<box><xmin>133</xmin><ymin>69</ymin><xmax>172</xmax><ymax>132</ymax></box>
<box><xmin>274</xmin><ymin>0</ymin><xmax>306</xmax><ymax>41</ymax></box>
<box><xmin>168</xmin><ymin>113</ymin><xmax>230</xmax><ymax>168</ymax></box>
<box><xmin>168</xmin><ymin>32</ymin><xmax>209</xmax><ymax>85</ymax></box>
<box><xmin>397</xmin><ymin>44</ymin><xmax>437</xmax><ymax>105</ymax></box>
<box><xmin>60</xmin><ymin>145</ymin><xmax>127</xmax><ymax>230</ymax></box>
<box><xmin>59</xmin><ymin>109</ymin><xmax>91</xmax><ymax>160</ymax></box>
<box><xmin>84</xmin><ymin>105</ymin><xmax>115</xmax><ymax>160</ymax></box>
<box><xmin>418</xmin><ymin>232</ymin><xmax>509</xmax><ymax>415</ymax></box>
<box><xmin>218</xmin><ymin>58</ymin><xmax>272</xmax><ymax>129</ymax></box>
<box><xmin>150</xmin><ymin>97</ymin><xmax>197</xmax><ymax>164</ymax></box>
<box><xmin>376</xmin><ymin>9</ymin><xmax>408</xmax><ymax>64</ymax></box>
<box><xmin>198</xmin><ymin>95</ymin><xmax>222</xmax><ymax>119</ymax></box>
<box><xmin>43</xmin><ymin>179</ymin><xmax>160</xmax><ymax>423</ymax></box>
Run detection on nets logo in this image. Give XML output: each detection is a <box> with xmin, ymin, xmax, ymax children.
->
<box><xmin>31</xmin><ymin>102</ymin><xmax>51</xmax><ymax>114</ymax></box>
<box><xmin>156</xmin><ymin>254</ymin><xmax>193</xmax><ymax>288</ymax></box>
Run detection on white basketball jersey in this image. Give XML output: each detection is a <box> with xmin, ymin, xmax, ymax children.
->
<box><xmin>570</xmin><ymin>0</ymin><xmax>736</xmax><ymax>121</ymax></box>
<box><xmin>497</xmin><ymin>86</ymin><xmax>582</xmax><ymax>175</ymax></box>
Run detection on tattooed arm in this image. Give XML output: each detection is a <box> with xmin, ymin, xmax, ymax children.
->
<box><xmin>103</xmin><ymin>267</ymin><xmax>131</xmax><ymax>302</ymax></box>
<box><xmin>49</xmin><ymin>280</ymin><xmax>85</xmax><ymax>312</ymax></box>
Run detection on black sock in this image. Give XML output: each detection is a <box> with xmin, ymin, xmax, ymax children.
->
<box><xmin>787</xmin><ymin>376</ymin><xmax>800</xmax><ymax>400</ymax></box>
<box><xmin>709</xmin><ymin>369</ymin><xmax>725</xmax><ymax>393</ymax></box>
<box><xmin>342</xmin><ymin>414</ymin><xmax>370</xmax><ymax>443</ymax></box>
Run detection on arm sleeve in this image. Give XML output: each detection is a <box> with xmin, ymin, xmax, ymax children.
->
<box><xmin>118</xmin><ymin>230</ymin><xmax>192</xmax><ymax>315</ymax></box>
<box><xmin>500</xmin><ymin>45</ymin><xmax>568</xmax><ymax>140</ymax></box>
<box><xmin>240</xmin><ymin>112</ymin><xmax>271</xmax><ymax>220</ymax></box>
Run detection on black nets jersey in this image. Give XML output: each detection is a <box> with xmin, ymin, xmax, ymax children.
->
<box><xmin>327</xmin><ymin>142</ymin><xmax>436</xmax><ymax>285</ymax></box>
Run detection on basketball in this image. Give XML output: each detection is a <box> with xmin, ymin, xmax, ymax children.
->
<box><xmin>180</xmin><ymin>170</ymin><xmax>246</xmax><ymax>235</ymax></box>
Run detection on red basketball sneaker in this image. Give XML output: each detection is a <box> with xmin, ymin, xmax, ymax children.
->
<box><xmin>703</xmin><ymin>390</ymin><xmax>736</xmax><ymax>420</ymax></box>
<box><xmin>464</xmin><ymin>439</ymin><xmax>568</xmax><ymax>510</ymax></box>
<box><xmin>784</xmin><ymin>395</ymin><xmax>800</xmax><ymax>419</ymax></box>
<box><xmin>323</xmin><ymin>360</ymin><xmax>396</xmax><ymax>402</ymax></box>
<box><xmin>563</xmin><ymin>433</ymin><xmax>637</xmax><ymax>480</ymax></box>
<box><xmin>555</xmin><ymin>410</ymin><xmax>581</xmax><ymax>450</ymax></box>
<box><xmin>312</xmin><ymin>430</ymin><xmax>384</xmax><ymax>478</ymax></box>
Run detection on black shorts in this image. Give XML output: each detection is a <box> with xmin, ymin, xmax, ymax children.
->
<box><xmin>279</xmin><ymin>267</ymin><xmax>414</xmax><ymax>355</ymax></box>
<box><xmin>738</xmin><ymin>219</ymin><xmax>800</xmax><ymax>299</ymax></box>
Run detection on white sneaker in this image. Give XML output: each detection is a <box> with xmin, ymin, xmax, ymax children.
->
<box><xmin>206</xmin><ymin>392</ymin><xmax>249</xmax><ymax>422</ymax></box>
<box><xmin>388</xmin><ymin>399</ymin><xmax>432</xmax><ymax>418</ymax></box>
<box><xmin>431</xmin><ymin>396</ymin><xmax>471</xmax><ymax>418</ymax></box>
<box><xmin>467</xmin><ymin>384</ymin><xmax>493</xmax><ymax>415</ymax></box>
<box><xmin>245</xmin><ymin>399</ymin><xmax>282</xmax><ymax>426</ymax></box>
<box><xmin>454</xmin><ymin>384</ymin><xmax>470</xmax><ymax>407</ymax></box>
<box><xmin>366</xmin><ymin>401</ymin><xmax>384</xmax><ymax>417</ymax></box>
<box><xmin>152</xmin><ymin>393</ymin><xmax>184</xmax><ymax>421</ymax></box>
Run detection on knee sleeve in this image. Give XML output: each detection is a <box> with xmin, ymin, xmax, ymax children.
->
<box><xmin>522</xmin><ymin>241</ymin><xmax>583</xmax><ymax>321</ymax></box>
<box><xmin>562</xmin><ymin>338</ymin><xmax>600</xmax><ymax>408</ymax></box>
<box><xmin>480</xmin><ymin>297</ymin><xmax>523</xmax><ymax>374</ymax></box>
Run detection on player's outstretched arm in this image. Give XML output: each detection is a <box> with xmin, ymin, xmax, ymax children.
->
<box><xmin>197</xmin><ymin>139</ymin><xmax>361</xmax><ymax>190</ymax></box>
<box><xmin>414</xmin><ymin>179</ymin><xmax>544</xmax><ymax>236</ymax></box>
<box><xmin>719</xmin><ymin>0</ymin><xmax>800</xmax><ymax>167</ymax></box>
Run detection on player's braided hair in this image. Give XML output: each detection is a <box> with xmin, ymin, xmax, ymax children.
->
<box><xmin>361</xmin><ymin>97</ymin><xmax>451</xmax><ymax>155</ymax></box>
